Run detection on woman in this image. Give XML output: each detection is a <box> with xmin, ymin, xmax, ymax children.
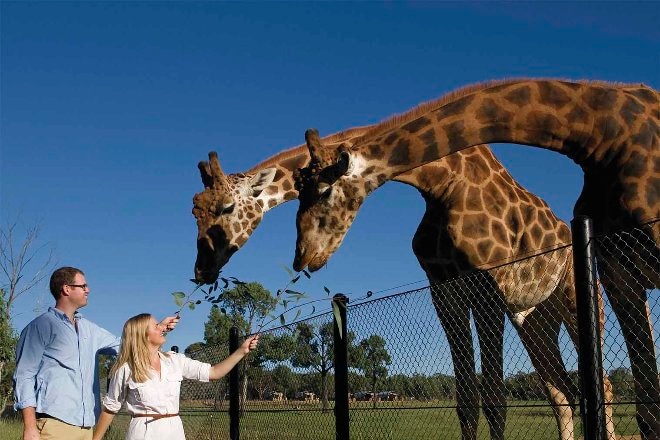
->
<box><xmin>92</xmin><ymin>313</ymin><xmax>259</xmax><ymax>440</ymax></box>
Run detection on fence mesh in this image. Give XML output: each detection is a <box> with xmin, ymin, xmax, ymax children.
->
<box><xmin>96</xmin><ymin>220</ymin><xmax>658</xmax><ymax>440</ymax></box>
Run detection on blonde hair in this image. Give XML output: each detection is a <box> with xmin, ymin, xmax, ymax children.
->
<box><xmin>110</xmin><ymin>313</ymin><xmax>157</xmax><ymax>383</ymax></box>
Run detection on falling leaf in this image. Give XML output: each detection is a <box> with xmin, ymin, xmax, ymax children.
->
<box><xmin>280</xmin><ymin>265</ymin><xmax>294</xmax><ymax>277</ymax></box>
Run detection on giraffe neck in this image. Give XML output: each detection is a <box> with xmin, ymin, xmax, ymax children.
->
<box><xmin>353</xmin><ymin>79</ymin><xmax>656</xmax><ymax>183</ymax></box>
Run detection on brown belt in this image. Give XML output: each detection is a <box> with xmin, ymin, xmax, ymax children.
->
<box><xmin>131</xmin><ymin>413</ymin><xmax>179</xmax><ymax>420</ymax></box>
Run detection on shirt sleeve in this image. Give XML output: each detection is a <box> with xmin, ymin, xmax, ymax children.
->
<box><xmin>178</xmin><ymin>353</ymin><xmax>211</xmax><ymax>382</ymax></box>
<box><xmin>102</xmin><ymin>364</ymin><xmax>128</xmax><ymax>413</ymax></box>
<box><xmin>13</xmin><ymin>319</ymin><xmax>50</xmax><ymax>410</ymax></box>
<box><xmin>90</xmin><ymin>320</ymin><xmax>120</xmax><ymax>356</ymax></box>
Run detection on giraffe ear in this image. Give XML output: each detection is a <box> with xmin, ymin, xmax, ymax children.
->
<box><xmin>198</xmin><ymin>161</ymin><xmax>213</xmax><ymax>188</ymax></box>
<box><xmin>248</xmin><ymin>167</ymin><xmax>277</xmax><ymax>195</ymax></box>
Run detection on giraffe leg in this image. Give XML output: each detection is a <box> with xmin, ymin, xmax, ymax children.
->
<box><xmin>599</xmin><ymin>271</ymin><xmax>660</xmax><ymax>440</ymax></box>
<box><xmin>517</xmin><ymin>298</ymin><xmax>577</xmax><ymax>440</ymax></box>
<box><xmin>473</xmin><ymin>288</ymin><xmax>507</xmax><ymax>440</ymax></box>
<box><xmin>432</xmin><ymin>286</ymin><xmax>480</xmax><ymax>440</ymax></box>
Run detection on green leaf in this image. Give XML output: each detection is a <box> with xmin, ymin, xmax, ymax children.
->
<box><xmin>279</xmin><ymin>314</ymin><xmax>286</xmax><ymax>326</ymax></box>
<box><xmin>284</xmin><ymin>289</ymin><xmax>305</xmax><ymax>297</ymax></box>
<box><xmin>172</xmin><ymin>291</ymin><xmax>186</xmax><ymax>299</ymax></box>
<box><xmin>293</xmin><ymin>309</ymin><xmax>302</xmax><ymax>322</ymax></box>
<box><xmin>323</xmin><ymin>286</ymin><xmax>331</xmax><ymax>295</ymax></box>
<box><xmin>332</xmin><ymin>302</ymin><xmax>343</xmax><ymax>339</ymax></box>
<box><xmin>174</xmin><ymin>297</ymin><xmax>183</xmax><ymax>307</ymax></box>
<box><xmin>291</xmin><ymin>275</ymin><xmax>300</xmax><ymax>283</ymax></box>
<box><xmin>195</xmin><ymin>300</ymin><xmax>202</xmax><ymax>305</ymax></box>
<box><xmin>302</xmin><ymin>269</ymin><xmax>311</xmax><ymax>279</ymax></box>
<box><xmin>188</xmin><ymin>302</ymin><xmax>196</xmax><ymax>310</ymax></box>
<box><xmin>280</xmin><ymin>265</ymin><xmax>294</xmax><ymax>277</ymax></box>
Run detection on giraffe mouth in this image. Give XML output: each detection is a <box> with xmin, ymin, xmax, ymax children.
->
<box><xmin>194</xmin><ymin>245</ymin><xmax>238</xmax><ymax>284</ymax></box>
<box><xmin>293</xmin><ymin>249</ymin><xmax>327</xmax><ymax>272</ymax></box>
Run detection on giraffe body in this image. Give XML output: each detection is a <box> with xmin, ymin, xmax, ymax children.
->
<box><xmin>294</xmin><ymin>78</ymin><xmax>659</xmax><ymax>439</ymax></box>
<box><xmin>193</xmin><ymin>135</ymin><xmax>611</xmax><ymax>439</ymax></box>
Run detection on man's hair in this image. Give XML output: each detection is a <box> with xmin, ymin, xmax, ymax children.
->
<box><xmin>50</xmin><ymin>266</ymin><xmax>84</xmax><ymax>300</ymax></box>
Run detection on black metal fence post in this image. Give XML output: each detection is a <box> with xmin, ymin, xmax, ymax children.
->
<box><xmin>571</xmin><ymin>216</ymin><xmax>606</xmax><ymax>440</ymax></box>
<box><xmin>333</xmin><ymin>294</ymin><xmax>350</xmax><ymax>440</ymax></box>
<box><xmin>229</xmin><ymin>326</ymin><xmax>240</xmax><ymax>440</ymax></box>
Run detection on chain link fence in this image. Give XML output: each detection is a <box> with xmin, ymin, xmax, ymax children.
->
<box><xmin>98</xmin><ymin>219</ymin><xmax>657</xmax><ymax>440</ymax></box>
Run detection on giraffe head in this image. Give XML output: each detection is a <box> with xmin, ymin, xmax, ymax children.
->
<box><xmin>293</xmin><ymin>129</ymin><xmax>375</xmax><ymax>271</ymax></box>
<box><xmin>192</xmin><ymin>152</ymin><xmax>277</xmax><ymax>283</ymax></box>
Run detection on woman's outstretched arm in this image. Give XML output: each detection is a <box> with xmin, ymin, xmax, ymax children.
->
<box><xmin>209</xmin><ymin>334</ymin><xmax>260</xmax><ymax>380</ymax></box>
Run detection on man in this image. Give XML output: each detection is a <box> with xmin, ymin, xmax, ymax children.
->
<box><xmin>13</xmin><ymin>266</ymin><xmax>180</xmax><ymax>440</ymax></box>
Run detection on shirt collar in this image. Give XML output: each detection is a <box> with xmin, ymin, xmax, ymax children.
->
<box><xmin>49</xmin><ymin>306</ymin><xmax>83</xmax><ymax>322</ymax></box>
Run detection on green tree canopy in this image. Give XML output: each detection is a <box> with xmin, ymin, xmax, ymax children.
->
<box><xmin>355</xmin><ymin>334</ymin><xmax>391</xmax><ymax>408</ymax></box>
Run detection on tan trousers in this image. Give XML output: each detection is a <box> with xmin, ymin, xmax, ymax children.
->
<box><xmin>36</xmin><ymin>417</ymin><xmax>93</xmax><ymax>440</ymax></box>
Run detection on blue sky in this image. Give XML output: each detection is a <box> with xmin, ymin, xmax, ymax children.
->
<box><xmin>2</xmin><ymin>2</ymin><xmax>658</xmax><ymax>354</ymax></box>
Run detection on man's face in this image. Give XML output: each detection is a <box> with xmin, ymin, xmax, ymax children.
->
<box><xmin>64</xmin><ymin>273</ymin><xmax>90</xmax><ymax>308</ymax></box>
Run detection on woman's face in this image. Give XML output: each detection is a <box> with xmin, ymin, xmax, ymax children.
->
<box><xmin>146</xmin><ymin>316</ymin><xmax>166</xmax><ymax>347</ymax></box>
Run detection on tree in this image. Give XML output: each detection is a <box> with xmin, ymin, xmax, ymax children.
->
<box><xmin>0</xmin><ymin>219</ymin><xmax>54</xmax><ymax>414</ymax></box>
<box><xmin>609</xmin><ymin>367</ymin><xmax>635</xmax><ymax>400</ymax></box>
<box><xmin>0</xmin><ymin>220</ymin><xmax>55</xmax><ymax>311</ymax></box>
<box><xmin>0</xmin><ymin>289</ymin><xmax>17</xmax><ymax>414</ymax></box>
<box><xmin>271</xmin><ymin>365</ymin><xmax>296</xmax><ymax>397</ymax></box>
<box><xmin>356</xmin><ymin>334</ymin><xmax>391</xmax><ymax>408</ymax></box>
<box><xmin>291</xmin><ymin>321</ymin><xmax>359</xmax><ymax>412</ymax></box>
<box><xmin>203</xmin><ymin>282</ymin><xmax>278</xmax><ymax>412</ymax></box>
<box><xmin>184</xmin><ymin>342</ymin><xmax>207</xmax><ymax>356</ymax></box>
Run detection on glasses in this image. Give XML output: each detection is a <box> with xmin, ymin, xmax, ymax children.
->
<box><xmin>67</xmin><ymin>284</ymin><xmax>88</xmax><ymax>289</ymax></box>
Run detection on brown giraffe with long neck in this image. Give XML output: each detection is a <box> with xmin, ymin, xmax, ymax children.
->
<box><xmin>293</xmin><ymin>78</ymin><xmax>659</xmax><ymax>439</ymax></box>
<box><xmin>192</xmin><ymin>137</ymin><xmax>613</xmax><ymax>440</ymax></box>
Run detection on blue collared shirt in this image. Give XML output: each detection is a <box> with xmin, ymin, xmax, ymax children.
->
<box><xmin>13</xmin><ymin>307</ymin><xmax>120</xmax><ymax>427</ymax></box>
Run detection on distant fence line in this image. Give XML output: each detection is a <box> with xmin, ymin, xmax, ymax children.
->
<box><xmin>102</xmin><ymin>217</ymin><xmax>658</xmax><ymax>440</ymax></box>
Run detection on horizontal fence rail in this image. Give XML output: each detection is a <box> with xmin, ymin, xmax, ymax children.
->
<box><xmin>95</xmin><ymin>218</ymin><xmax>658</xmax><ymax>440</ymax></box>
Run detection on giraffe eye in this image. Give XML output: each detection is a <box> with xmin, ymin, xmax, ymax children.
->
<box><xmin>215</xmin><ymin>203</ymin><xmax>235</xmax><ymax>216</ymax></box>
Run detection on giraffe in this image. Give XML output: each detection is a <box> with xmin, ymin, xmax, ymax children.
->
<box><xmin>292</xmin><ymin>78</ymin><xmax>659</xmax><ymax>439</ymax></box>
<box><xmin>192</xmin><ymin>135</ymin><xmax>613</xmax><ymax>439</ymax></box>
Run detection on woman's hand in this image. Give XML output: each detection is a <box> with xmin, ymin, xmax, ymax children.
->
<box><xmin>241</xmin><ymin>334</ymin><xmax>260</xmax><ymax>354</ymax></box>
<box><xmin>159</xmin><ymin>313</ymin><xmax>181</xmax><ymax>332</ymax></box>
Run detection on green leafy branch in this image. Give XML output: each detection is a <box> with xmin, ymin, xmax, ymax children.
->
<box><xmin>171</xmin><ymin>267</ymin><xmax>351</xmax><ymax>338</ymax></box>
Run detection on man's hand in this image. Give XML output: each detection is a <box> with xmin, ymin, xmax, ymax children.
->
<box><xmin>21</xmin><ymin>407</ymin><xmax>39</xmax><ymax>440</ymax></box>
<box><xmin>159</xmin><ymin>313</ymin><xmax>180</xmax><ymax>332</ymax></box>
<box><xmin>23</xmin><ymin>424</ymin><xmax>40</xmax><ymax>440</ymax></box>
